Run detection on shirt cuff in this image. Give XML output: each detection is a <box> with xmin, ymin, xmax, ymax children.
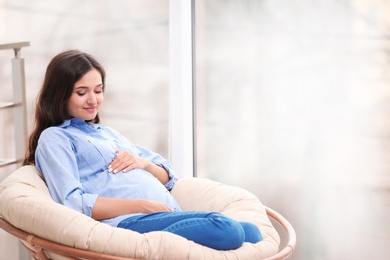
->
<box><xmin>156</xmin><ymin>163</ymin><xmax>178</xmax><ymax>191</ymax></box>
<box><xmin>82</xmin><ymin>193</ymin><xmax>98</xmax><ymax>217</ymax></box>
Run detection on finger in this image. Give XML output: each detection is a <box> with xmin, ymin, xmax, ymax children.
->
<box><xmin>109</xmin><ymin>151</ymin><xmax>139</xmax><ymax>173</ymax></box>
<box><xmin>162</xmin><ymin>204</ymin><xmax>173</xmax><ymax>212</ymax></box>
<box><xmin>122</xmin><ymin>164</ymin><xmax>136</xmax><ymax>173</ymax></box>
<box><xmin>110</xmin><ymin>153</ymin><xmax>129</xmax><ymax>171</ymax></box>
<box><xmin>113</xmin><ymin>161</ymin><xmax>134</xmax><ymax>174</ymax></box>
<box><xmin>108</xmin><ymin>150</ymin><xmax>121</xmax><ymax>171</ymax></box>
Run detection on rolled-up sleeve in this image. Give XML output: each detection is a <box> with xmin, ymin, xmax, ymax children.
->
<box><xmin>35</xmin><ymin>133</ymin><xmax>98</xmax><ymax>217</ymax></box>
<box><xmin>155</xmin><ymin>162</ymin><xmax>177</xmax><ymax>190</ymax></box>
<box><xmin>132</xmin><ymin>144</ymin><xmax>178</xmax><ymax>191</ymax></box>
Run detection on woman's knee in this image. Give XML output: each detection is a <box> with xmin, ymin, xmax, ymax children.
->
<box><xmin>239</xmin><ymin>221</ymin><xmax>262</xmax><ymax>243</ymax></box>
<box><xmin>207</xmin><ymin>213</ymin><xmax>246</xmax><ymax>249</ymax></box>
<box><xmin>207</xmin><ymin>214</ymin><xmax>262</xmax><ymax>246</ymax></box>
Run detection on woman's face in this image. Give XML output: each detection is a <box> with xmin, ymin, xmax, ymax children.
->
<box><xmin>66</xmin><ymin>68</ymin><xmax>104</xmax><ymax>121</ymax></box>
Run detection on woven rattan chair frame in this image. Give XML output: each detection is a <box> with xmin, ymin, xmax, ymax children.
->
<box><xmin>0</xmin><ymin>206</ymin><xmax>295</xmax><ymax>260</ymax></box>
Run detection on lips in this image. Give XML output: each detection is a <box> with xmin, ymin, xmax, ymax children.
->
<box><xmin>84</xmin><ymin>107</ymin><xmax>97</xmax><ymax>113</ymax></box>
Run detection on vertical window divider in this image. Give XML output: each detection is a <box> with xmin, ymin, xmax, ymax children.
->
<box><xmin>191</xmin><ymin>0</ymin><xmax>197</xmax><ymax>177</ymax></box>
<box><xmin>169</xmin><ymin>0</ymin><xmax>197</xmax><ymax>178</ymax></box>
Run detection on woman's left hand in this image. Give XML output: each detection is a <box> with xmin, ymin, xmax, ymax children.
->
<box><xmin>108</xmin><ymin>150</ymin><xmax>149</xmax><ymax>174</ymax></box>
<box><xmin>108</xmin><ymin>150</ymin><xmax>170</xmax><ymax>184</ymax></box>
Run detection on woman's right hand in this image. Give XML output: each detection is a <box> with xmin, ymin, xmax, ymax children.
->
<box><xmin>92</xmin><ymin>197</ymin><xmax>173</xmax><ymax>220</ymax></box>
<box><xmin>141</xmin><ymin>200</ymin><xmax>173</xmax><ymax>213</ymax></box>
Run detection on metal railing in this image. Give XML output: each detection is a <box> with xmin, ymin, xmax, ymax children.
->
<box><xmin>0</xmin><ymin>41</ymin><xmax>30</xmax><ymax>167</ymax></box>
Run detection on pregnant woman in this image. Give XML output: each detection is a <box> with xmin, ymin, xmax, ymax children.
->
<box><xmin>23</xmin><ymin>50</ymin><xmax>262</xmax><ymax>250</ymax></box>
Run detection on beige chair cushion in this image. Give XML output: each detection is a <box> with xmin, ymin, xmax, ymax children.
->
<box><xmin>0</xmin><ymin>166</ymin><xmax>280</xmax><ymax>259</ymax></box>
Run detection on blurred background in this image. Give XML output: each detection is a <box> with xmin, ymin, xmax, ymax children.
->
<box><xmin>1</xmin><ymin>0</ymin><xmax>390</xmax><ymax>259</ymax></box>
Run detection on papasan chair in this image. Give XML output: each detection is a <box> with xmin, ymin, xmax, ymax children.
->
<box><xmin>0</xmin><ymin>165</ymin><xmax>296</xmax><ymax>259</ymax></box>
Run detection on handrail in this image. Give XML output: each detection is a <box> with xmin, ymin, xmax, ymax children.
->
<box><xmin>0</xmin><ymin>159</ymin><xmax>19</xmax><ymax>167</ymax></box>
<box><xmin>0</xmin><ymin>41</ymin><xmax>30</xmax><ymax>50</ymax></box>
<box><xmin>0</xmin><ymin>41</ymin><xmax>30</xmax><ymax>57</ymax></box>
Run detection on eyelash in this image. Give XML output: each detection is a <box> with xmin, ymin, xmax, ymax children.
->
<box><xmin>77</xmin><ymin>90</ymin><xmax>103</xmax><ymax>96</ymax></box>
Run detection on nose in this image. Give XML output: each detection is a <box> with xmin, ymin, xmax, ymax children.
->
<box><xmin>87</xmin><ymin>93</ymin><xmax>97</xmax><ymax>105</ymax></box>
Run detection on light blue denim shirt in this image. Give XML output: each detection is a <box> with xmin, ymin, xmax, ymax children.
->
<box><xmin>35</xmin><ymin>118</ymin><xmax>181</xmax><ymax>227</ymax></box>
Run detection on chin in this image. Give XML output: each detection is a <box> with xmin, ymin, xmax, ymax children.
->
<box><xmin>85</xmin><ymin>114</ymin><xmax>98</xmax><ymax>120</ymax></box>
<box><xmin>80</xmin><ymin>116</ymin><xmax>96</xmax><ymax>121</ymax></box>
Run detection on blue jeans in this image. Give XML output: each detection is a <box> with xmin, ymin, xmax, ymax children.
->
<box><xmin>117</xmin><ymin>211</ymin><xmax>262</xmax><ymax>250</ymax></box>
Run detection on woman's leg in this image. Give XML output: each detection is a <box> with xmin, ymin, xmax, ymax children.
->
<box><xmin>239</xmin><ymin>221</ymin><xmax>263</xmax><ymax>243</ymax></box>
<box><xmin>117</xmin><ymin>211</ymin><xmax>261</xmax><ymax>250</ymax></box>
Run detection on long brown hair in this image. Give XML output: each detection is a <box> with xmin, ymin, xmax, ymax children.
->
<box><xmin>23</xmin><ymin>50</ymin><xmax>106</xmax><ymax>165</ymax></box>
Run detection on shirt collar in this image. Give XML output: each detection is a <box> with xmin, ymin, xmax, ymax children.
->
<box><xmin>58</xmin><ymin>118</ymin><xmax>101</xmax><ymax>129</ymax></box>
